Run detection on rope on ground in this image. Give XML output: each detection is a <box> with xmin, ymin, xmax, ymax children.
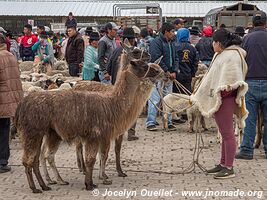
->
<box><xmin>147</xmin><ymin>79</ymin><xmax>207</xmax><ymax>174</ymax></box>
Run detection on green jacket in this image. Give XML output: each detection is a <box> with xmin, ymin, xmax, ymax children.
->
<box><xmin>32</xmin><ymin>41</ymin><xmax>54</xmax><ymax>64</ymax></box>
<box><xmin>82</xmin><ymin>45</ymin><xmax>99</xmax><ymax>80</ymax></box>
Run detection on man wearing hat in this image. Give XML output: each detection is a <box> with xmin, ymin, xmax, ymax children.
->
<box><xmin>236</xmin><ymin>11</ymin><xmax>267</xmax><ymax>160</ymax></box>
<box><xmin>189</xmin><ymin>26</ymin><xmax>201</xmax><ymax>46</ymax></box>
<box><xmin>82</xmin><ymin>27</ymin><xmax>93</xmax><ymax>48</ymax></box>
<box><xmin>106</xmin><ymin>27</ymin><xmax>139</xmax><ymax>141</ymax></box>
<box><xmin>174</xmin><ymin>18</ymin><xmax>186</xmax><ymax>31</ymax></box>
<box><xmin>98</xmin><ymin>22</ymin><xmax>119</xmax><ymax>84</ymax></box>
<box><xmin>234</xmin><ymin>26</ymin><xmax>245</xmax><ymax>38</ymax></box>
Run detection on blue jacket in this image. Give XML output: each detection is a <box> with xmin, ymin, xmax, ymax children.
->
<box><xmin>242</xmin><ymin>27</ymin><xmax>267</xmax><ymax>80</ymax></box>
<box><xmin>149</xmin><ymin>33</ymin><xmax>179</xmax><ymax>73</ymax></box>
<box><xmin>175</xmin><ymin>29</ymin><xmax>198</xmax><ymax>81</ymax></box>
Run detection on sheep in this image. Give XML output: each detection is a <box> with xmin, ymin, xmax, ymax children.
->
<box><xmin>19</xmin><ymin>61</ymin><xmax>34</xmax><ymax>72</ymax></box>
<box><xmin>14</xmin><ymin>54</ymin><xmax>163</xmax><ymax>193</ymax></box>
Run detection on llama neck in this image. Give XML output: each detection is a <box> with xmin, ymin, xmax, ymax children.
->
<box><xmin>111</xmin><ymin>79</ymin><xmax>154</xmax><ymax>139</ymax></box>
<box><xmin>112</xmin><ymin>70</ymin><xmax>140</xmax><ymax>103</ymax></box>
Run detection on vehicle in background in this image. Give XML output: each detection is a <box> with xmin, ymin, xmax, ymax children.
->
<box><xmin>204</xmin><ymin>2</ymin><xmax>260</xmax><ymax>31</ymax></box>
<box><xmin>192</xmin><ymin>20</ymin><xmax>203</xmax><ymax>30</ymax></box>
<box><xmin>50</xmin><ymin>22</ymin><xmax>99</xmax><ymax>34</ymax></box>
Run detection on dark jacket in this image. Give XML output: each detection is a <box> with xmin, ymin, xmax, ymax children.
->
<box><xmin>65</xmin><ymin>33</ymin><xmax>84</xmax><ymax>65</ymax></box>
<box><xmin>195</xmin><ymin>36</ymin><xmax>214</xmax><ymax>61</ymax></box>
<box><xmin>242</xmin><ymin>27</ymin><xmax>267</xmax><ymax>80</ymax></box>
<box><xmin>176</xmin><ymin>28</ymin><xmax>198</xmax><ymax>81</ymax></box>
<box><xmin>149</xmin><ymin>33</ymin><xmax>179</xmax><ymax>73</ymax></box>
<box><xmin>98</xmin><ymin>35</ymin><xmax>117</xmax><ymax>72</ymax></box>
<box><xmin>65</xmin><ymin>17</ymin><xmax>77</xmax><ymax>27</ymax></box>
<box><xmin>107</xmin><ymin>46</ymin><xmax>123</xmax><ymax>85</ymax></box>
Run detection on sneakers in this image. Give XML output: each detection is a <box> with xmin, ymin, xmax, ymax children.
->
<box><xmin>206</xmin><ymin>164</ymin><xmax>224</xmax><ymax>175</ymax></box>
<box><xmin>214</xmin><ymin>167</ymin><xmax>235</xmax><ymax>179</ymax></box>
<box><xmin>168</xmin><ymin>124</ymin><xmax>177</xmax><ymax>131</ymax></box>
<box><xmin>235</xmin><ymin>152</ymin><xmax>253</xmax><ymax>160</ymax></box>
<box><xmin>0</xmin><ymin>165</ymin><xmax>11</xmax><ymax>173</ymax></box>
<box><xmin>147</xmin><ymin>125</ymin><xmax>158</xmax><ymax>131</ymax></box>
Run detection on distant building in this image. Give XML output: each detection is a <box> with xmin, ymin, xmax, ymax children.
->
<box><xmin>0</xmin><ymin>0</ymin><xmax>266</xmax><ymax>32</ymax></box>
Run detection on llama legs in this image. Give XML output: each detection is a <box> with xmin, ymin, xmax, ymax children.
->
<box><xmin>99</xmin><ymin>139</ymin><xmax>112</xmax><ymax>185</ymax></box>
<box><xmin>76</xmin><ymin>141</ymin><xmax>86</xmax><ymax>173</ymax></box>
<box><xmin>45</xmin><ymin>132</ymin><xmax>69</xmax><ymax>185</ymax></box>
<box><xmin>22</xmin><ymin>133</ymin><xmax>50</xmax><ymax>193</ymax></box>
<box><xmin>115</xmin><ymin>135</ymin><xmax>127</xmax><ymax>177</ymax></box>
<box><xmin>84</xmin><ymin>139</ymin><xmax>99</xmax><ymax>190</ymax></box>
<box><xmin>40</xmin><ymin>136</ymin><xmax>57</xmax><ymax>185</ymax></box>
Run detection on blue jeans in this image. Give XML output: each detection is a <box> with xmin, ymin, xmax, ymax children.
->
<box><xmin>98</xmin><ymin>71</ymin><xmax>111</xmax><ymax>84</ymax></box>
<box><xmin>146</xmin><ymin>81</ymin><xmax>173</xmax><ymax>127</ymax></box>
<box><xmin>240</xmin><ymin>80</ymin><xmax>267</xmax><ymax>155</ymax></box>
<box><xmin>68</xmin><ymin>64</ymin><xmax>80</xmax><ymax>77</ymax></box>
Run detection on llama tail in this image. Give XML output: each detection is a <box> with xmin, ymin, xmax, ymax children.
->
<box><xmin>13</xmin><ymin>101</ymin><xmax>22</xmax><ymax>129</ymax></box>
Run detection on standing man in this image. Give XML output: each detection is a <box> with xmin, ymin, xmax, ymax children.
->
<box><xmin>146</xmin><ymin>22</ymin><xmax>179</xmax><ymax>131</ymax></box>
<box><xmin>107</xmin><ymin>28</ymin><xmax>140</xmax><ymax>141</ymax></box>
<box><xmin>236</xmin><ymin>12</ymin><xmax>267</xmax><ymax>160</ymax></box>
<box><xmin>174</xmin><ymin>18</ymin><xmax>186</xmax><ymax>30</ymax></box>
<box><xmin>65</xmin><ymin>12</ymin><xmax>77</xmax><ymax>28</ymax></box>
<box><xmin>98</xmin><ymin>22</ymin><xmax>119</xmax><ymax>84</ymax></box>
<box><xmin>65</xmin><ymin>25</ymin><xmax>84</xmax><ymax>77</ymax></box>
<box><xmin>0</xmin><ymin>34</ymin><xmax>23</xmax><ymax>173</ymax></box>
<box><xmin>19</xmin><ymin>24</ymin><xmax>38</xmax><ymax>61</ymax></box>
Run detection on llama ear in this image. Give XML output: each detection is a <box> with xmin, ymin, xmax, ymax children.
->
<box><xmin>124</xmin><ymin>38</ymin><xmax>131</xmax><ymax>46</ymax></box>
<box><xmin>121</xmin><ymin>40</ymin><xmax>132</xmax><ymax>54</ymax></box>
<box><xmin>154</xmin><ymin>56</ymin><xmax>163</xmax><ymax>64</ymax></box>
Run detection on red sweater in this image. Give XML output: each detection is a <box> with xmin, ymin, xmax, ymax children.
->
<box><xmin>20</xmin><ymin>34</ymin><xmax>38</xmax><ymax>47</ymax></box>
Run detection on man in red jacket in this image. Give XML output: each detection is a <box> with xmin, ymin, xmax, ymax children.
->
<box><xmin>19</xmin><ymin>24</ymin><xmax>38</xmax><ymax>61</ymax></box>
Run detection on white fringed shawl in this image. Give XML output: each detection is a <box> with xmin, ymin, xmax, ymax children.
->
<box><xmin>190</xmin><ymin>45</ymin><xmax>249</xmax><ymax>128</ymax></box>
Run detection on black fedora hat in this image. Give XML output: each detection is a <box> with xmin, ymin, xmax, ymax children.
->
<box><xmin>122</xmin><ymin>28</ymin><xmax>135</xmax><ymax>39</ymax></box>
<box><xmin>39</xmin><ymin>31</ymin><xmax>48</xmax><ymax>38</ymax></box>
<box><xmin>234</xmin><ymin>26</ymin><xmax>245</xmax><ymax>35</ymax></box>
<box><xmin>89</xmin><ymin>32</ymin><xmax>100</xmax><ymax>40</ymax></box>
<box><xmin>189</xmin><ymin>26</ymin><xmax>200</xmax><ymax>35</ymax></box>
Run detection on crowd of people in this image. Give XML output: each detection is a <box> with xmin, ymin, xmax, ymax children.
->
<box><xmin>1</xmin><ymin>11</ymin><xmax>267</xmax><ymax>181</ymax></box>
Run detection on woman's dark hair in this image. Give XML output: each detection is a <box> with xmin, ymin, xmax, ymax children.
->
<box><xmin>213</xmin><ymin>28</ymin><xmax>242</xmax><ymax>48</ymax></box>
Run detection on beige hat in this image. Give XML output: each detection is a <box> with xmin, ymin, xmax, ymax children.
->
<box><xmin>0</xmin><ymin>27</ymin><xmax>7</xmax><ymax>33</ymax></box>
<box><xmin>132</xmin><ymin>26</ymin><xmax>141</xmax><ymax>35</ymax></box>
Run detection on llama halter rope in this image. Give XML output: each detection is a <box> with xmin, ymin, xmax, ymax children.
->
<box><xmin>147</xmin><ymin>78</ymin><xmax>207</xmax><ymax>175</ymax></box>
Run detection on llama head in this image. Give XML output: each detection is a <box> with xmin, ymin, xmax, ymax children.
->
<box><xmin>120</xmin><ymin>42</ymin><xmax>151</xmax><ymax>70</ymax></box>
<box><xmin>128</xmin><ymin>60</ymin><xmax>164</xmax><ymax>81</ymax></box>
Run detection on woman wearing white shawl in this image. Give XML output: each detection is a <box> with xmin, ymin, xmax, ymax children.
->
<box><xmin>191</xmin><ymin>28</ymin><xmax>248</xmax><ymax>179</ymax></box>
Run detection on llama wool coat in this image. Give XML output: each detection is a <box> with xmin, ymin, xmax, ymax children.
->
<box><xmin>0</xmin><ymin>45</ymin><xmax>23</xmax><ymax>118</ymax></box>
<box><xmin>190</xmin><ymin>45</ymin><xmax>248</xmax><ymax>128</ymax></box>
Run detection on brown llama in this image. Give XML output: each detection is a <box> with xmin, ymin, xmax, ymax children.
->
<box><xmin>40</xmin><ymin>46</ymin><xmax>154</xmax><ymax>185</ymax></box>
<box><xmin>15</xmin><ymin>58</ymin><xmax>164</xmax><ymax>193</ymax></box>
